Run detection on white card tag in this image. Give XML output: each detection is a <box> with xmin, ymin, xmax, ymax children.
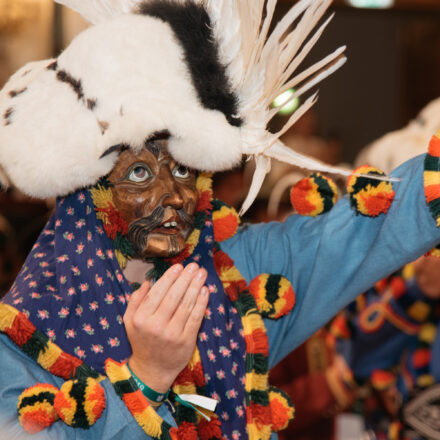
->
<box><xmin>178</xmin><ymin>394</ymin><xmax>218</xmax><ymax>412</ymax></box>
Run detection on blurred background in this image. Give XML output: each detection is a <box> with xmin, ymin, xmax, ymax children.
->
<box><xmin>0</xmin><ymin>0</ymin><xmax>439</xmax><ymax>294</ymax></box>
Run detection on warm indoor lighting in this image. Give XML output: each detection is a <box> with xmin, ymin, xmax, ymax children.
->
<box><xmin>0</xmin><ymin>0</ymin><xmax>40</xmax><ymax>34</ymax></box>
<box><xmin>346</xmin><ymin>0</ymin><xmax>394</xmax><ymax>8</ymax></box>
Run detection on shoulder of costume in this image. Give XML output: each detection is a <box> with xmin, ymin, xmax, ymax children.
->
<box><xmin>0</xmin><ymin>302</ymin><xmax>174</xmax><ymax>437</ymax></box>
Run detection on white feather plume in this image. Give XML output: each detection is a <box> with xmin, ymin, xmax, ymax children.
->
<box><xmin>205</xmin><ymin>0</ymin><xmax>353</xmax><ymax>213</ymax></box>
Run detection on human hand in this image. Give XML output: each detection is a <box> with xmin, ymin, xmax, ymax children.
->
<box><xmin>413</xmin><ymin>255</ymin><xmax>440</xmax><ymax>299</ymax></box>
<box><xmin>124</xmin><ymin>263</ymin><xmax>209</xmax><ymax>393</ymax></box>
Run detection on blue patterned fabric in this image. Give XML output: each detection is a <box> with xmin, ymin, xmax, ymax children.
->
<box><xmin>2</xmin><ymin>188</ymin><xmax>248</xmax><ymax>439</ymax></box>
<box><xmin>183</xmin><ymin>216</ymin><xmax>248</xmax><ymax>434</ymax></box>
<box><xmin>3</xmin><ymin>190</ymin><xmax>133</xmax><ymax>368</ymax></box>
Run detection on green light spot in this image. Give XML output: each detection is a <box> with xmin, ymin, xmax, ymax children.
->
<box><xmin>346</xmin><ymin>0</ymin><xmax>394</xmax><ymax>8</ymax></box>
<box><xmin>272</xmin><ymin>89</ymin><xmax>300</xmax><ymax>116</ymax></box>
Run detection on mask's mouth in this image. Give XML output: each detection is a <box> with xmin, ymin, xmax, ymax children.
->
<box><xmin>151</xmin><ymin>215</ymin><xmax>184</xmax><ymax>235</ymax></box>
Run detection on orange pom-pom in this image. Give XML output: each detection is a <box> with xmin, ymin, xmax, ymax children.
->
<box><xmin>54</xmin><ymin>377</ymin><xmax>105</xmax><ymax>428</ymax></box>
<box><xmin>176</xmin><ymin>421</ymin><xmax>198</xmax><ymax>440</ymax></box>
<box><xmin>389</xmin><ymin>276</ymin><xmax>407</xmax><ymax>299</ymax></box>
<box><xmin>198</xmin><ymin>418</ymin><xmax>222</xmax><ymax>440</ymax></box>
<box><xmin>347</xmin><ymin>166</ymin><xmax>395</xmax><ymax>217</ymax></box>
<box><xmin>17</xmin><ymin>383</ymin><xmax>59</xmax><ymax>434</ymax></box>
<box><xmin>428</xmin><ymin>133</ymin><xmax>440</xmax><ymax>157</ymax></box>
<box><xmin>212</xmin><ymin>200</ymin><xmax>240</xmax><ymax>242</ymax></box>
<box><xmin>269</xmin><ymin>388</ymin><xmax>295</xmax><ymax>432</ymax></box>
<box><xmin>412</xmin><ymin>349</ymin><xmax>431</xmax><ymax>369</ymax></box>
<box><xmin>290</xmin><ymin>173</ymin><xmax>338</xmax><ymax>216</ymax></box>
<box><xmin>248</xmin><ymin>274</ymin><xmax>296</xmax><ymax>320</ymax></box>
<box><xmin>371</xmin><ymin>370</ymin><xmax>396</xmax><ymax>391</ymax></box>
<box><xmin>330</xmin><ymin>315</ymin><xmax>351</xmax><ymax>339</ymax></box>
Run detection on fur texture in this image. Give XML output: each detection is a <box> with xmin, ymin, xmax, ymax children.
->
<box><xmin>0</xmin><ymin>0</ymin><xmax>350</xmax><ymax>209</ymax></box>
<box><xmin>0</xmin><ymin>14</ymin><xmax>241</xmax><ymax>198</ymax></box>
<box><xmin>139</xmin><ymin>1</ymin><xmax>242</xmax><ymax>127</ymax></box>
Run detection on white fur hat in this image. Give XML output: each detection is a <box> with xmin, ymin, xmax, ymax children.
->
<box><xmin>0</xmin><ymin>0</ymin><xmax>350</xmax><ymax>212</ymax></box>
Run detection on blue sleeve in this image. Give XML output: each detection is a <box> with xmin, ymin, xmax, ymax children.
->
<box><xmin>220</xmin><ymin>154</ymin><xmax>440</xmax><ymax>368</ymax></box>
<box><xmin>0</xmin><ymin>333</ymin><xmax>175</xmax><ymax>439</ymax></box>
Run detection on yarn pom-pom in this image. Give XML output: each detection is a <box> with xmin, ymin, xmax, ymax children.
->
<box><xmin>54</xmin><ymin>377</ymin><xmax>105</xmax><ymax>429</ymax></box>
<box><xmin>269</xmin><ymin>387</ymin><xmax>295</xmax><ymax>432</ymax></box>
<box><xmin>290</xmin><ymin>173</ymin><xmax>338</xmax><ymax>216</ymax></box>
<box><xmin>248</xmin><ymin>274</ymin><xmax>295</xmax><ymax>320</ymax></box>
<box><xmin>347</xmin><ymin>166</ymin><xmax>394</xmax><ymax>217</ymax></box>
<box><xmin>17</xmin><ymin>383</ymin><xmax>59</xmax><ymax>434</ymax></box>
<box><xmin>212</xmin><ymin>200</ymin><xmax>240</xmax><ymax>242</ymax></box>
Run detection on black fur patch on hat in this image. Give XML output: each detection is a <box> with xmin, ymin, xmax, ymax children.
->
<box><xmin>4</xmin><ymin>107</ymin><xmax>13</xmax><ymax>126</ymax></box>
<box><xmin>57</xmin><ymin>70</ymin><xmax>84</xmax><ymax>101</ymax></box>
<box><xmin>47</xmin><ymin>61</ymin><xmax>58</xmax><ymax>71</ymax></box>
<box><xmin>87</xmin><ymin>99</ymin><xmax>97</xmax><ymax>110</ymax></box>
<box><xmin>48</xmin><ymin>62</ymin><xmax>100</xmax><ymax>116</ymax></box>
<box><xmin>138</xmin><ymin>0</ymin><xmax>242</xmax><ymax>127</ymax></box>
<box><xmin>8</xmin><ymin>88</ymin><xmax>27</xmax><ymax>98</ymax></box>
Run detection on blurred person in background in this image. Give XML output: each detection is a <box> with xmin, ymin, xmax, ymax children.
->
<box><xmin>331</xmin><ymin>97</ymin><xmax>440</xmax><ymax>440</ymax></box>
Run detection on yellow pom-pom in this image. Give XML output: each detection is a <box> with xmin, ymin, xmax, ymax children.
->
<box><xmin>290</xmin><ymin>173</ymin><xmax>338</xmax><ymax>216</ymax></box>
<box><xmin>54</xmin><ymin>377</ymin><xmax>105</xmax><ymax>429</ymax></box>
<box><xmin>17</xmin><ymin>383</ymin><xmax>59</xmax><ymax>434</ymax></box>
<box><xmin>269</xmin><ymin>387</ymin><xmax>295</xmax><ymax>432</ymax></box>
<box><xmin>212</xmin><ymin>200</ymin><xmax>240</xmax><ymax>242</ymax></box>
<box><xmin>347</xmin><ymin>166</ymin><xmax>394</xmax><ymax>217</ymax></box>
<box><xmin>426</xmin><ymin>244</ymin><xmax>440</xmax><ymax>259</ymax></box>
<box><xmin>248</xmin><ymin>274</ymin><xmax>296</xmax><ymax>320</ymax></box>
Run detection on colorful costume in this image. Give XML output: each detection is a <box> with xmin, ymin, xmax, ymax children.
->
<box><xmin>1</xmin><ymin>0</ymin><xmax>440</xmax><ymax>438</ymax></box>
<box><xmin>333</xmin><ymin>261</ymin><xmax>440</xmax><ymax>439</ymax></box>
<box><xmin>1</xmin><ymin>147</ymin><xmax>440</xmax><ymax>439</ymax></box>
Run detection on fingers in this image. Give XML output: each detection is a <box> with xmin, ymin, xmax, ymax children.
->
<box><xmin>124</xmin><ymin>281</ymin><xmax>150</xmax><ymax>323</ymax></box>
<box><xmin>170</xmin><ymin>268</ymin><xmax>207</xmax><ymax>332</ymax></box>
<box><xmin>155</xmin><ymin>263</ymin><xmax>202</xmax><ymax>321</ymax></box>
<box><xmin>184</xmin><ymin>285</ymin><xmax>210</xmax><ymax>337</ymax></box>
<box><xmin>140</xmin><ymin>264</ymin><xmax>184</xmax><ymax>315</ymax></box>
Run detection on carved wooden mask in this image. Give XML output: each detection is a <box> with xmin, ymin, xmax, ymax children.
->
<box><xmin>108</xmin><ymin>138</ymin><xmax>199</xmax><ymax>259</ymax></box>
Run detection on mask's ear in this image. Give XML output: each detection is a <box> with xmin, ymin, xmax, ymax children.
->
<box><xmin>54</xmin><ymin>0</ymin><xmax>139</xmax><ymax>24</ymax></box>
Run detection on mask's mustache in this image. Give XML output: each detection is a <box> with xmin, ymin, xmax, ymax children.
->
<box><xmin>127</xmin><ymin>206</ymin><xmax>194</xmax><ymax>256</ymax></box>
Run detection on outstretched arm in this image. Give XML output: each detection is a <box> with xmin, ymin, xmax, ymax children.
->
<box><xmin>221</xmin><ymin>153</ymin><xmax>440</xmax><ymax>367</ymax></box>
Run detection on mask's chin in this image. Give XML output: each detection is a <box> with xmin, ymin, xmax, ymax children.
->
<box><xmin>138</xmin><ymin>231</ymin><xmax>188</xmax><ymax>260</ymax></box>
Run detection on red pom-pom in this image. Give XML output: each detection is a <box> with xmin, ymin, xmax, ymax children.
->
<box><xmin>347</xmin><ymin>166</ymin><xmax>395</xmax><ymax>217</ymax></box>
<box><xmin>290</xmin><ymin>173</ymin><xmax>338</xmax><ymax>216</ymax></box>
<box><xmin>198</xmin><ymin>418</ymin><xmax>222</xmax><ymax>440</ymax></box>
<box><xmin>269</xmin><ymin>388</ymin><xmax>295</xmax><ymax>432</ymax></box>
<box><xmin>371</xmin><ymin>370</ymin><xmax>396</xmax><ymax>390</ymax></box>
<box><xmin>212</xmin><ymin>202</ymin><xmax>240</xmax><ymax>242</ymax></box>
<box><xmin>176</xmin><ymin>421</ymin><xmax>198</xmax><ymax>440</ymax></box>
<box><xmin>412</xmin><ymin>349</ymin><xmax>431</xmax><ymax>369</ymax></box>
<box><xmin>389</xmin><ymin>277</ymin><xmax>407</xmax><ymax>299</ymax></box>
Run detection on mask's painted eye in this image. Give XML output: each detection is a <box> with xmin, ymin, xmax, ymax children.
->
<box><xmin>128</xmin><ymin>165</ymin><xmax>152</xmax><ymax>183</ymax></box>
<box><xmin>173</xmin><ymin>165</ymin><xmax>190</xmax><ymax>179</ymax></box>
